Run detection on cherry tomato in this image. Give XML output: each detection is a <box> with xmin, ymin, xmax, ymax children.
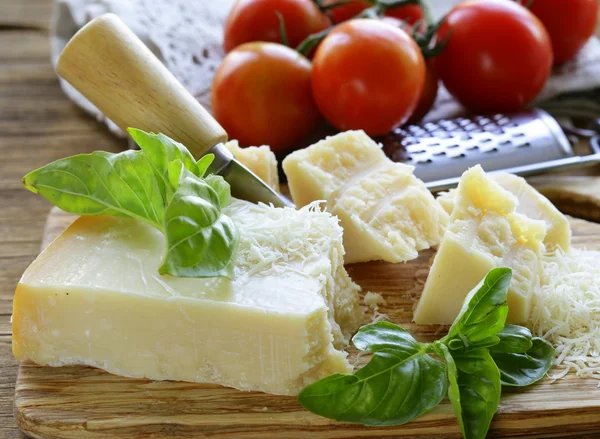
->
<box><xmin>324</xmin><ymin>0</ymin><xmax>371</xmax><ymax>23</ymax></box>
<box><xmin>224</xmin><ymin>0</ymin><xmax>331</xmax><ymax>53</ymax></box>
<box><xmin>518</xmin><ymin>0</ymin><xmax>598</xmax><ymax>65</ymax></box>
<box><xmin>435</xmin><ymin>0</ymin><xmax>552</xmax><ymax>113</ymax></box>
<box><xmin>324</xmin><ymin>0</ymin><xmax>424</xmax><ymax>25</ymax></box>
<box><xmin>385</xmin><ymin>4</ymin><xmax>425</xmax><ymax>26</ymax></box>
<box><xmin>407</xmin><ymin>62</ymin><xmax>438</xmax><ymax>124</ymax></box>
<box><xmin>312</xmin><ymin>19</ymin><xmax>425</xmax><ymax>135</ymax></box>
<box><xmin>212</xmin><ymin>42</ymin><xmax>320</xmax><ymax>151</ymax></box>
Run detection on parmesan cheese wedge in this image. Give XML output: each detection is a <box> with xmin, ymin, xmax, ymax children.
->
<box><xmin>12</xmin><ymin>200</ymin><xmax>362</xmax><ymax>396</ymax></box>
<box><xmin>415</xmin><ymin>166</ymin><xmax>547</xmax><ymax>325</ymax></box>
<box><xmin>225</xmin><ymin>140</ymin><xmax>280</xmax><ymax>193</ymax></box>
<box><xmin>437</xmin><ymin>172</ymin><xmax>570</xmax><ymax>251</ymax></box>
<box><xmin>283</xmin><ymin>130</ymin><xmax>449</xmax><ymax>264</ymax></box>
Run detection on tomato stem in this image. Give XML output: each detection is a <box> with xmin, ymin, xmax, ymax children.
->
<box><xmin>298</xmin><ymin>0</ymin><xmax>444</xmax><ymax>58</ymax></box>
<box><xmin>313</xmin><ymin>0</ymin><xmax>354</xmax><ymax>12</ymax></box>
<box><xmin>274</xmin><ymin>11</ymin><xmax>289</xmax><ymax>47</ymax></box>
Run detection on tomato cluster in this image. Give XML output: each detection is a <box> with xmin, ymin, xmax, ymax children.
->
<box><xmin>212</xmin><ymin>0</ymin><xmax>598</xmax><ymax>152</ymax></box>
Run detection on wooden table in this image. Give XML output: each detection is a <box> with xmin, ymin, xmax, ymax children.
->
<box><xmin>2</xmin><ymin>1</ymin><xmax>600</xmax><ymax>438</ymax></box>
<box><xmin>1</xmin><ymin>2</ymin><xmax>124</xmax><ymax>437</ymax></box>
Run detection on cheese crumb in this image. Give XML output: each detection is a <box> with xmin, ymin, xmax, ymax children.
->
<box><xmin>531</xmin><ymin>248</ymin><xmax>600</xmax><ymax>382</ymax></box>
<box><xmin>363</xmin><ymin>292</ymin><xmax>387</xmax><ymax>310</ymax></box>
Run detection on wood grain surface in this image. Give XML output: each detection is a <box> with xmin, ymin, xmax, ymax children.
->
<box><xmin>10</xmin><ymin>209</ymin><xmax>600</xmax><ymax>439</ymax></box>
<box><xmin>0</xmin><ymin>3</ymin><xmax>125</xmax><ymax>437</ymax></box>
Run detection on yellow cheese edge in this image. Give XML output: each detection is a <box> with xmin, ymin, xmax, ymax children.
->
<box><xmin>225</xmin><ymin>140</ymin><xmax>280</xmax><ymax>193</ymax></box>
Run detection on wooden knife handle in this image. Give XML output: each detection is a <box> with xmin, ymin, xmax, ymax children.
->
<box><xmin>56</xmin><ymin>13</ymin><xmax>227</xmax><ymax>158</ymax></box>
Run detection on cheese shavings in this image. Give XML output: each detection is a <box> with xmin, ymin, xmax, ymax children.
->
<box><xmin>226</xmin><ymin>200</ymin><xmax>363</xmax><ymax>347</ymax></box>
<box><xmin>531</xmin><ymin>248</ymin><xmax>600</xmax><ymax>382</ymax></box>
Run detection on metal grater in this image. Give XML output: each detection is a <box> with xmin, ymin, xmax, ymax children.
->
<box><xmin>380</xmin><ymin>108</ymin><xmax>600</xmax><ymax>192</ymax></box>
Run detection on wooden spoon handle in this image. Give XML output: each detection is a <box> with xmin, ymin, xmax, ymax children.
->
<box><xmin>56</xmin><ymin>13</ymin><xmax>227</xmax><ymax>158</ymax></box>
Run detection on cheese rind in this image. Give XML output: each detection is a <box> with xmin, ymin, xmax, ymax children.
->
<box><xmin>415</xmin><ymin>166</ymin><xmax>547</xmax><ymax>325</ymax></box>
<box><xmin>12</xmin><ymin>200</ymin><xmax>362</xmax><ymax>396</ymax></box>
<box><xmin>436</xmin><ymin>172</ymin><xmax>570</xmax><ymax>251</ymax></box>
<box><xmin>225</xmin><ymin>140</ymin><xmax>280</xmax><ymax>193</ymax></box>
<box><xmin>283</xmin><ymin>130</ymin><xmax>449</xmax><ymax>264</ymax></box>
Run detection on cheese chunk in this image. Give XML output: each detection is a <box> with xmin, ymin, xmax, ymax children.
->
<box><xmin>225</xmin><ymin>140</ymin><xmax>280</xmax><ymax>193</ymax></box>
<box><xmin>283</xmin><ymin>130</ymin><xmax>449</xmax><ymax>264</ymax></box>
<box><xmin>12</xmin><ymin>200</ymin><xmax>362</xmax><ymax>396</ymax></box>
<box><xmin>415</xmin><ymin>166</ymin><xmax>547</xmax><ymax>325</ymax></box>
<box><xmin>437</xmin><ymin>172</ymin><xmax>570</xmax><ymax>251</ymax></box>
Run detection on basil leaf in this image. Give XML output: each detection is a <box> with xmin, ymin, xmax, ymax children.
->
<box><xmin>437</xmin><ymin>343</ymin><xmax>464</xmax><ymax>435</ymax></box>
<box><xmin>352</xmin><ymin>321</ymin><xmax>421</xmax><ymax>352</ymax></box>
<box><xmin>490</xmin><ymin>324</ymin><xmax>533</xmax><ymax>354</ymax></box>
<box><xmin>167</xmin><ymin>159</ymin><xmax>184</xmax><ymax>191</ymax></box>
<box><xmin>128</xmin><ymin>128</ymin><xmax>199</xmax><ymax>199</ymax></box>
<box><xmin>22</xmin><ymin>150</ymin><xmax>164</xmax><ymax>229</ymax></box>
<box><xmin>451</xmin><ymin>348</ymin><xmax>502</xmax><ymax>439</ymax></box>
<box><xmin>24</xmin><ymin>129</ymin><xmax>239</xmax><ymax>279</ymax></box>
<box><xmin>444</xmin><ymin>268</ymin><xmax>512</xmax><ymax>350</ymax></box>
<box><xmin>160</xmin><ymin>168</ymin><xmax>238</xmax><ymax>278</ymax></box>
<box><xmin>298</xmin><ymin>322</ymin><xmax>448</xmax><ymax>426</ymax></box>
<box><xmin>491</xmin><ymin>337</ymin><xmax>555</xmax><ymax>387</ymax></box>
<box><xmin>205</xmin><ymin>175</ymin><xmax>233</xmax><ymax>208</ymax></box>
<box><xmin>197</xmin><ymin>154</ymin><xmax>215</xmax><ymax>178</ymax></box>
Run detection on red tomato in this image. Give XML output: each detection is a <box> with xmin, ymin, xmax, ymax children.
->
<box><xmin>324</xmin><ymin>0</ymin><xmax>371</xmax><ymax>23</ymax></box>
<box><xmin>212</xmin><ymin>43</ymin><xmax>320</xmax><ymax>151</ymax></box>
<box><xmin>224</xmin><ymin>0</ymin><xmax>331</xmax><ymax>52</ymax></box>
<box><xmin>324</xmin><ymin>0</ymin><xmax>424</xmax><ymax>25</ymax></box>
<box><xmin>312</xmin><ymin>19</ymin><xmax>425</xmax><ymax>135</ymax></box>
<box><xmin>518</xmin><ymin>0</ymin><xmax>598</xmax><ymax>65</ymax></box>
<box><xmin>385</xmin><ymin>4</ymin><xmax>425</xmax><ymax>26</ymax></box>
<box><xmin>407</xmin><ymin>62</ymin><xmax>438</xmax><ymax>124</ymax></box>
<box><xmin>435</xmin><ymin>0</ymin><xmax>552</xmax><ymax>113</ymax></box>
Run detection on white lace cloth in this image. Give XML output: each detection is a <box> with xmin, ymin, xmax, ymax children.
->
<box><xmin>51</xmin><ymin>0</ymin><xmax>600</xmax><ymax>136</ymax></box>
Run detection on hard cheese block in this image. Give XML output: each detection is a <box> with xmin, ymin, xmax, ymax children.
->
<box><xmin>283</xmin><ymin>130</ymin><xmax>449</xmax><ymax>264</ymax></box>
<box><xmin>12</xmin><ymin>200</ymin><xmax>362</xmax><ymax>396</ymax></box>
<box><xmin>415</xmin><ymin>166</ymin><xmax>547</xmax><ymax>325</ymax></box>
<box><xmin>437</xmin><ymin>172</ymin><xmax>570</xmax><ymax>251</ymax></box>
<box><xmin>225</xmin><ymin>140</ymin><xmax>280</xmax><ymax>193</ymax></box>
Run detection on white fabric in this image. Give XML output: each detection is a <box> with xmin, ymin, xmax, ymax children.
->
<box><xmin>51</xmin><ymin>0</ymin><xmax>237</xmax><ymax>136</ymax></box>
<box><xmin>51</xmin><ymin>0</ymin><xmax>600</xmax><ymax>135</ymax></box>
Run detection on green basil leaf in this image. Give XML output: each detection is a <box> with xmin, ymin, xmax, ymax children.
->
<box><xmin>490</xmin><ymin>324</ymin><xmax>533</xmax><ymax>354</ymax></box>
<box><xmin>159</xmin><ymin>168</ymin><xmax>238</xmax><ymax>278</ymax></box>
<box><xmin>22</xmin><ymin>150</ymin><xmax>164</xmax><ymax>229</ymax></box>
<box><xmin>352</xmin><ymin>321</ymin><xmax>421</xmax><ymax>352</ymax></box>
<box><xmin>444</xmin><ymin>268</ymin><xmax>512</xmax><ymax>350</ymax></box>
<box><xmin>128</xmin><ymin>128</ymin><xmax>199</xmax><ymax>199</ymax></box>
<box><xmin>452</xmin><ymin>348</ymin><xmax>501</xmax><ymax>439</ymax></box>
<box><xmin>437</xmin><ymin>343</ymin><xmax>464</xmax><ymax>435</ymax></box>
<box><xmin>167</xmin><ymin>159</ymin><xmax>184</xmax><ymax>191</ymax></box>
<box><xmin>491</xmin><ymin>337</ymin><xmax>555</xmax><ymax>387</ymax></box>
<box><xmin>197</xmin><ymin>153</ymin><xmax>215</xmax><ymax>178</ymax></box>
<box><xmin>205</xmin><ymin>175</ymin><xmax>233</xmax><ymax>208</ymax></box>
<box><xmin>298</xmin><ymin>322</ymin><xmax>448</xmax><ymax>426</ymax></box>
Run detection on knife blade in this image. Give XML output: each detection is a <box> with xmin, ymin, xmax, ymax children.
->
<box><xmin>55</xmin><ymin>13</ymin><xmax>292</xmax><ymax>208</ymax></box>
<box><xmin>207</xmin><ymin>143</ymin><xmax>293</xmax><ymax>207</ymax></box>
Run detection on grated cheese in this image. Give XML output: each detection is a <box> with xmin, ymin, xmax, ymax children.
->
<box><xmin>363</xmin><ymin>291</ymin><xmax>387</xmax><ymax>310</ymax></box>
<box><xmin>531</xmin><ymin>248</ymin><xmax>600</xmax><ymax>383</ymax></box>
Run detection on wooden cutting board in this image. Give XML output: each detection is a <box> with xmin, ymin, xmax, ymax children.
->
<box><xmin>13</xmin><ymin>208</ymin><xmax>600</xmax><ymax>439</ymax></box>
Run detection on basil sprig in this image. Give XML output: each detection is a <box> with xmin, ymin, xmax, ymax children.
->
<box><xmin>490</xmin><ymin>325</ymin><xmax>555</xmax><ymax>387</ymax></box>
<box><xmin>22</xmin><ymin>128</ymin><xmax>239</xmax><ymax>279</ymax></box>
<box><xmin>299</xmin><ymin>268</ymin><xmax>555</xmax><ymax>439</ymax></box>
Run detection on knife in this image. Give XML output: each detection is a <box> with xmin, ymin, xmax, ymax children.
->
<box><xmin>56</xmin><ymin>13</ymin><xmax>292</xmax><ymax>208</ymax></box>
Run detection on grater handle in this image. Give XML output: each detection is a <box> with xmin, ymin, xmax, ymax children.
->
<box><xmin>427</xmin><ymin>153</ymin><xmax>600</xmax><ymax>192</ymax></box>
